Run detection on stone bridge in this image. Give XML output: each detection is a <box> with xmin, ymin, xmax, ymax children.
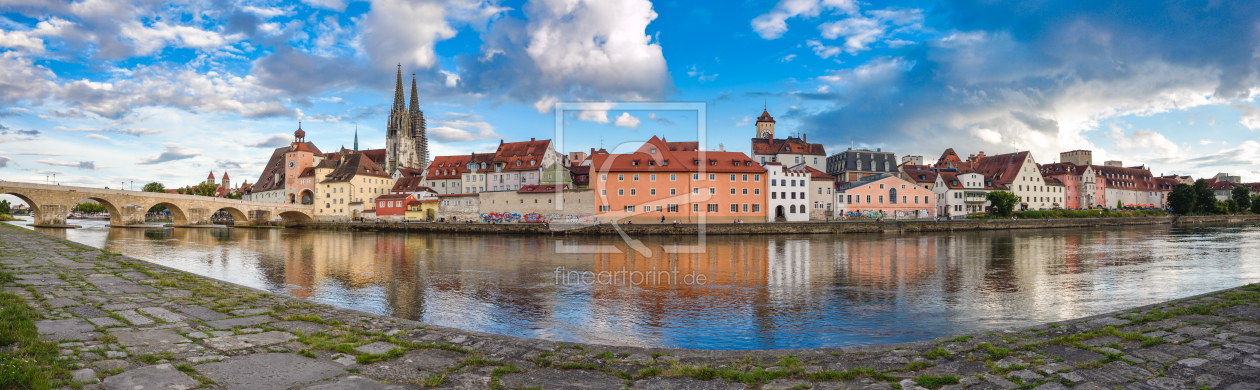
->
<box><xmin>0</xmin><ymin>181</ymin><xmax>314</xmax><ymax>227</ymax></box>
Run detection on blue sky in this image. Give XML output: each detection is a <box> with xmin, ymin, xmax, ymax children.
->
<box><xmin>1</xmin><ymin>0</ymin><xmax>1259</xmax><ymax>192</ymax></box>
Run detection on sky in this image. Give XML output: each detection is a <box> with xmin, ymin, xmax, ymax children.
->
<box><xmin>2</xmin><ymin>0</ymin><xmax>1260</xmax><ymax>195</ymax></box>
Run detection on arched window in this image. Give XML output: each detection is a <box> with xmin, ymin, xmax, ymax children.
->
<box><xmin>789</xmin><ymin>205</ymin><xmax>796</xmax><ymax>213</ymax></box>
<box><xmin>889</xmin><ymin>188</ymin><xmax>898</xmax><ymax>204</ymax></box>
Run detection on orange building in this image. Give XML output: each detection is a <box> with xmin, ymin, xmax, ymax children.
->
<box><xmin>590</xmin><ymin>136</ymin><xmax>768</xmax><ymax>223</ymax></box>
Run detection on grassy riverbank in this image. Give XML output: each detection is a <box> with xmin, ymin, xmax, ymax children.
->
<box><xmin>0</xmin><ymin>271</ymin><xmax>72</xmax><ymax>389</ymax></box>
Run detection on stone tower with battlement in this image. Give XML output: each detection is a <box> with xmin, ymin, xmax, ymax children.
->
<box><xmin>385</xmin><ymin>65</ymin><xmax>429</xmax><ymax>172</ymax></box>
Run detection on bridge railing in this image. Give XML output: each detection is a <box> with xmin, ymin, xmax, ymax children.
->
<box><xmin>0</xmin><ymin>181</ymin><xmax>314</xmax><ymax>210</ymax></box>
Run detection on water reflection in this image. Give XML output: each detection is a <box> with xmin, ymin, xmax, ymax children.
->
<box><xmin>12</xmin><ymin>218</ymin><xmax>1260</xmax><ymax>350</ymax></box>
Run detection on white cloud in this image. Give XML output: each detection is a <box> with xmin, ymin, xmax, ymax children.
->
<box><xmin>806</xmin><ymin>40</ymin><xmax>841</xmax><ymax>59</ymax></box>
<box><xmin>300</xmin><ymin>0</ymin><xmax>347</xmax><ymax>11</ymax></box>
<box><xmin>428</xmin><ymin>118</ymin><xmax>503</xmax><ymax>142</ymax></box>
<box><xmin>687</xmin><ymin>65</ymin><xmax>718</xmax><ymax>82</ymax></box>
<box><xmin>34</xmin><ymin>159</ymin><xmax>96</xmax><ymax>170</ymax></box>
<box><xmin>1107</xmin><ymin>127</ymin><xmax>1181</xmax><ymax>159</ymax></box>
<box><xmin>970</xmin><ymin>128</ymin><xmax>1003</xmax><ymax>144</ymax></box>
<box><xmin>751</xmin><ymin>0</ymin><xmax>857</xmax><ymax>39</ymax></box>
<box><xmin>781</xmin><ymin>54</ymin><xmax>797</xmax><ymax>62</ymax></box>
<box><xmin>1199</xmin><ymin>140</ymin><xmax>1213</xmax><ymax>145</ymax></box>
<box><xmin>1234</xmin><ymin>103</ymin><xmax>1260</xmax><ymax>130</ymax></box>
<box><xmin>85</xmin><ymin>134</ymin><xmax>110</xmax><ymax>140</ymax></box>
<box><xmin>817</xmin><ymin>9</ymin><xmax>922</xmax><ymax>55</ymax></box>
<box><xmin>53</xmin><ymin>126</ymin><xmax>163</xmax><ymax>136</ymax></box>
<box><xmin>136</xmin><ymin>144</ymin><xmax>202</xmax><ymax>165</ymax></box>
<box><xmin>734</xmin><ymin>115</ymin><xmax>752</xmax><ymax>127</ymax></box>
<box><xmin>614</xmin><ymin>112</ymin><xmax>640</xmax><ymax>129</ymax></box>
<box><xmin>240</xmin><ymin>134</ymin><xmax>294</xmax><ymax>148</ymax></box>
<box><xmin>358</xmin><ymin>0</ymin><xmax>507</xmax><ymax>69</ymax></box>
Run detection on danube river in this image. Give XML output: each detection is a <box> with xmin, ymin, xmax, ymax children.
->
<box><xmin>10</xmin><ymin>217</ymin><xmax>1260</xmax><ymax>350</ymax></box>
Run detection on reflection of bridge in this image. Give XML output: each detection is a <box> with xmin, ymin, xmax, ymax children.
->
<box><xmin>1</xmin><ymin>181</ymin><xmax>313</xmax><ymax>227</ymax></box>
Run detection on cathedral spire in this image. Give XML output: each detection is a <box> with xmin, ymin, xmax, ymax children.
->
<box><xmin>391</xmin><ymin>64</ymin><xmax>405</xmax><ymax>114</ymax></box>
<box><xmin>409</xmin><ymin>73</ymin><xmax>429</xmax><ymax>168</ymax></box>
<box><xmin>353</xmin><ymin>126</ymin><xmax>359</xmax><ymax>152</ymax></box>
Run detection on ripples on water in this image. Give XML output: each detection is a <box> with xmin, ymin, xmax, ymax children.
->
<box><xmin>12</xmin><ymin>217</ymin><xmax>1260</xmax><ymax>350</ymax></box>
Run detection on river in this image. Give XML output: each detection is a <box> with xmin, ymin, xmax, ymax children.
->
<box><xmin>9</xmin><ymin>217</ymin><xmax>1260</xmax><ymax>350</ymax></box>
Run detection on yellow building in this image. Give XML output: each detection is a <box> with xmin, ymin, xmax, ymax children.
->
<box><xmin>406</xmin><ymin>199</ymin><xmax>438</xmax><ymax>221</ymax></box>
<box><xmin>317</xmin><ymin>152</ymin><xmax>395</xmax><ymax>220</ymax></box>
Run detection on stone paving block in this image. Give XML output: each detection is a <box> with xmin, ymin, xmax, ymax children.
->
<box><xmin>354</xmin><ymin>341</ymin><xmax>399</xmax><ymax>355</ymax></box>
<box><xmin>358</xmin><ymin>348</ymin><xmax>466</xmax><ymax>382</ymax></box>
<box><xmin>35</xmin><ymin>318</ymin><xmax>99</xmax><ymax>341</ymax></box>
<box><xmin>93</xmin><ymin>359</ymin><xmax>130</xmax><ymax>372</ymax></box>
<box><xmin>114</xmin><ymin>309</ymin><xmax>154</xmax><ymax>325</ymax></box>
<box><xmin>45</xmin><ymin>297</ymin><xmax>79</xmax><ymax>308</ymax></box>
<box><xmin>1039</xmin><ymin>345</ymin><xmax>1106</xmax><ymax>364</ymax></box>
<box><xmin>1218</xmin><ymin>306</ymin><xmax>1260</xmax><ymax>321</ymax></box>
<box><xmin>175</xmin><ymin>306</ymin><xmax>227</xmax><ymax>321</ymax></box>
<box><xmin>68</xmin><ymin>305</ymin><xmax>108</xmax><ymax>318</ymax></box>
<box><xmin>1129</xmin><ymin>348</ymin><xmax>1178</xmax><ymax>363</ymax></box>
<box><xmin>71</xmin><ymin>368</ymin><xmax>97</xmax><ymax>383</ymax></box>
<box><xmin>195</xmin><ymin>353</ymin><xmax>344</xmax><ymax>390</ymax></box>
<box><xmin>1227</xmin><ymin>321</ymin><xmax>1260</xmax><ymax>334</ymax></box>
<box><xmin>203</xmin><ymin>315</ymin><xmax>274</xmax><ymax>329</ymax></box>
<box><xmin>1222</xmin><ymin>384</ymin><xmax>1260</xmax><ymax>390</ymax></box>
<box><xmin>299</xmin><ymin>376</ymin><xmax>407</xmax><ymax>390</ymax></box>
<box><xmin>100</xmin><ymin>284</ymin><xmax>158</xmax><ymax>294</ymax></box>
<box><xmin>270</xmin><ymin>320</ymin><xmax>332</xmax><ymax>334</ymax></box>
<box><xmin>1146</xmin><ymin>378</ymin><xmax>1186</xmax><ymax>390</ymax></box>
<box><xmin>1176</xmin><ymin>326</ymin><xmax>1215</xmax><ymax>338</ymax></box>
<box><xmin>102</xmin><ymin>364</ymin><xmax>199</xmax><ymax>390</ymax></box>
<box><xmin>501</xmin><ymin>368</ymin><xmax>625</xmax><ymax>390</ymax></box>
<box><xmin>138</xmin><ymin>307</ymin><xmax>185</xmax><ymax>322</ymax></box>
<box><xmin>113</xmin><ymin>329</ymin><xmax>193</xmax><ymax>355</ymax></box>
<box><xmin>100</xmin><ymin>303</ymin><xmax>141</xmax><ymax>311</ymax></box>
<box><xmin>634</xmin><ymin>377</ymin><xmax>747</xmax><ymax>389</ymax></box>
<box><xmin>231</xmin><ymin>308</ymin><xmax>272</xmax><ymax>316</ymax></box>
<box><xmin>204</xmin><ymin>331</ymin><xmax>295</xmax><ymax>351</ymax></box>
<box><xmin>86</xmin><ymin>317</ymin><xmax>122</xmax><ymax>327</ymax></box>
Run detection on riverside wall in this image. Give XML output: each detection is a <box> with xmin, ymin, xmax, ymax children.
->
<box><xmin>300</xmin><ymin>214</ymin><xmax>1260</xmax><ymax>235</ymax></box>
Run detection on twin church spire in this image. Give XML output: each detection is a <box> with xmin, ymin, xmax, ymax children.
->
<box><xmin>385</xmin><ymin>64</ymin><xmax>429</xmax><ymax>172</ymax></box>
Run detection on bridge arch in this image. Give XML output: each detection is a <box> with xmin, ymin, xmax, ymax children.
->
<box><xmin>299</xmin><ymin>189</ymin><xmax>315</xmax><ymax>205</ymax></box>
<box><xmin>278</xmin><ymin>210</ymin><xmax>313</xmax><ymax>225</ymax></box>
<box><xmin>75</xmin><ymin>196</ymin><xmax>123</xmax><ymax>225</ymax></box>
<box><xmin>149</xmin><ymin>201</ymin><xmax>189</xmax><ymax>225</ymax></box>
<box><xmin>0</xmin><ymin>191</ymin><xmax>39</xmax><ymax>215</ymax></box>
<box><xmin>213</xmin><ymin>206</ymin><xmax>249</xmax><ymax>225</ymax></box>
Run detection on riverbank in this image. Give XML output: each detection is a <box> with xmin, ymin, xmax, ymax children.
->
<box><xmin>301</xmin><ymin>214</ymin><xmax>1260</xmax><ymax>235</ymax></box>
<box><xmin>3</xmin><ymin>223</ymin><xmax>1260</xmax><ymax>389</ymax></box>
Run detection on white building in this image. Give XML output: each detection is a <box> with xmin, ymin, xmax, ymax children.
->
<box><xmin>933</xmin><ymin>171</ymin><xmax>992</xmax><ymax>218</ymax></box>
<box><xmin>765</xmin><ymin>163</ymin><xmax>810</xmax><ymax>222</ymax></box>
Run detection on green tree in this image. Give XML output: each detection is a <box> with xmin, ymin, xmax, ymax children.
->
<box><xmin>1116</xmin><ymin>200</ymin><xmax>1123</xmax><ymax>209</ymax></box>
<box><xmin>74</xmin><ymin>202</ymin><xmax>106</xmax><ymax>213</ymax></box>
<box><xmin>1168</xmin><ymin>184</ymin><xmax>1196</xmax><ymax>214</ymax></box>
<box><xmin>0</xmin><ymin>200</ymin><xmax>10</xmax><ymax>215</ymax></box>
<box><xmin>141</xmin><ymin>182</ymin><xmax>166</xmax><ymax>193</ymax></box>
<box><xmin>1223</xmin><ymin>200</ymin><xmax>1239</xmax><ymax>213</ymax></box>
<box><xmin>1251</xmin><ymin>194</ymin><xmax>1260</xmax><ymax>214</ymax></box>
<box><xmin>1232</xmin><ymin>186</ymin><xmax>1251</xmax><ymax>211</ymax></box>
<box><xmin>192</xmin><ymin>182</ymin><xmax>219</xmax><ymax>197</ymax></box>
<box><xmin>1193</xmin><ymin>179</ymin><xmax>1217</xmax><ymax>214</ymax></box>
<box><xmin>986</xmin><ymin>191</ymin><xmax>1020</xmax><ymax>217</ymax></box>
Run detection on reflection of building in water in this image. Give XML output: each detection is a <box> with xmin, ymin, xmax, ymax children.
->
<box><xmin>768</xmin><ymin>239</ymin><xmax>810</xmax><ymax>288</ymax></box>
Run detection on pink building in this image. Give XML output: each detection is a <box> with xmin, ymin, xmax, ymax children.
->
<box><xmin>835</xmin><ymin>174</ymin><xmax>935</xmax><ymax>218</ymax></box>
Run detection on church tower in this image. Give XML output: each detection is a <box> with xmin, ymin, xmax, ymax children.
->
<box><xmin>385</xmin><ymin>65</ymin><xmax>410</xmax><ymax>172</ymax></box>
<box><xmin>408</xmin><ymin>73</ymin><xmax>428</xmax><ymax>169</ymax></box>
<box><xmin>756</xmin><ymin>109</ymin><xmax>776</xmax><ymax>139</ymax></box>
<box><xmin>385</xmin><ymin>66</ymin><xmax>429</xmax><ymax>172</ymax></box>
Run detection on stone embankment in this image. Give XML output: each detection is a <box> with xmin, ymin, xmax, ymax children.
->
<box><xmin>305</xmin><ymin>215</ymin><xmax>1260</xmax><ymax>236</ymax></box>
<box><xmin>4</xmin><ymin>224</ymin><xmax>1260</xmax><ymax>389</ymax></box>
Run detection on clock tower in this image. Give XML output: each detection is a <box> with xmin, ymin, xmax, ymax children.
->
<box><xmin>756</xmin><ymin>109</ymin><xmax>775</xmax><ymax>139</ymax></box>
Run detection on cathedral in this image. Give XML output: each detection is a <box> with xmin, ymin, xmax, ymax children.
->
<box><xmin>386</xmin><ymin>65</ymin><xmax>429</xmax><ymax>172</ymax></box>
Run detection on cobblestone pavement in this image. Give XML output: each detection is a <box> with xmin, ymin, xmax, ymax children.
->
<box><xmin>4</xmin><ymin>225</ymin><xmax>1260</xmax><ymax>390</ymax></box>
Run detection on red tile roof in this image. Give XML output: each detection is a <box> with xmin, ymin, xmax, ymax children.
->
<box><xmin>750</xmin><ymin>137</ymin><xmax>826</xmax><ymax>156</ymax></box>
<box><xmin>757</xmin><ymin>109</ymin><xmax>775</xmax><ymax>123</ymax></box>
<box><xmin>321</xmin><ymin>152</ymin><xmax>391</xmax><ymax>182</ymax></box>
<box><xmin>391</xmin><ymin>176</ymin><xmax>435</xmax><ymax>194</ymax></box>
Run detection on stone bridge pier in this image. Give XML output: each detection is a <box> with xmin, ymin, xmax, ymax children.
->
<box><xmin>0</xmin><ymin>182</ymin><xmax>314</xmax><ymax>228</ymax></box>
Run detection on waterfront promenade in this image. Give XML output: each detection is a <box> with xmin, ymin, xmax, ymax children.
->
<box><xmin>3</xmin><ymin>224</ymin><xmax>1260</xmax><ymax>389</ymax></box>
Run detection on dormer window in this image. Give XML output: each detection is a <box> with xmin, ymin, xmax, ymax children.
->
<box><xmin>648</xmin><ymin>160</ymin><xmax>655</xmax><ymax>166</ymax></box>
<box><xmin>662</xmin><ymin>160</ymin><xmax>669</xmax><ymax>166</ymax></box>
<box><xmin>632</xmin><ymin>160</ymin><xmax>639</xmax><ymax>166</ymax></box>
<box><xmin>650</xmin><ymin>147</ymin><xmax>657</xmax><ymax>154</ymax></box>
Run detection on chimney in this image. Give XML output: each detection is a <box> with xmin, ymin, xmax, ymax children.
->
<box><xmin>803</xmin><ymin>134</ymin><xmax>807</xmax><ymax>142</ymax></box>
<box><xmin>531</xmin><ymin>137</ymin><xmax>535</xmax><ymax>142</ymax></box>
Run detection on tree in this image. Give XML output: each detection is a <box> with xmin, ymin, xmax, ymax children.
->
<box><xmin>74</xmin><ymin>202</ymin><xmax>106</xmax><ymax>213</ymax></box>
<box><xmin>1223</xmin><ymin>200</ymin><xmax>1239</xmax><ymax>214</ymax></box>
<box><xmin>1193</xmin><ymin>179</ymin><xmax>1217</xmax><ymax>213</ymax></box>
<box><xmin>192</xmin><ymin>182</ymin><xmax>219</xmax><ymax>197</ymax></box>
<box><xmin>1232</xmin><ymin>186</ymin><xmax>1251</xmax><ymax>211</ymax></box>
<box><xmin>986</xmin><ymin>191</ymin><xmax>1020</xmax><ymax>217</ymax></box>
<box><xmin>141</xmin><ymin>182</ymin><xmax>165</xmax><ymax>193</ymax></box>
<box><xmin>1168</xmin><ymin>184</ymin><xmax>1196</xmax><ymax>214</ymax></box>
<box><xmin>1117</xmin><ymin>200</ymin><xmax>1123</xmax><ymax>209</ymax></box>
<box><xmin>0</xmin><ymin>200</ymin><xmax>10</xmax><ymax>215</ymax></box>
<box><xmin>1251</xmin><ymin>194</ymin><xmax>1260</xmax><ymax>214</ymax></box>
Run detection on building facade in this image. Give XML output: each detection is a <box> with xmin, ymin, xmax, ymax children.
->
<box><xmin>766</xmin><ymin>163</ymin><xmax>810</xmax><ymax>222</ymax></box>
<box><xmin>835</xmin><ymin>175</ymin><xmax>935</xmax><ymax>218</ymax></box>
<box><xmin>826</xmin><ymin>148</ymin><xmax>899</xmax><ymax>182</ymax></box>
<box><xmin>933</xmin><ymin>171</ymin><xmax>991</xmax><ymax>217</ymax></box>
<box><xmin>384</xmin><ymin>66</ymin><xmax>429</xmax><ymax>172</ymax></box>
<box><xmin>749</xmin><ymin>109</ymin><xmax>826</xmax><ymax>171</ymax></box>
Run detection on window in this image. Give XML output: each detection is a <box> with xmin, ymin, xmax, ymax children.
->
<box><xmin>670</xmin><ymin>174</ymin><xmax>676</xmax><ymax>181</ymax></box>
<box><xmin>742</xmin><ymin>188</ymin><xmax>748</xmax><ymax>195</ymax></box>
<box><xmin>889</xmin><ymin>188</ymin><xmax>898</xmax><ymax>204</ymax></box>
<box><xmin>742</xmin><ymin>174</ymin><xmax>749</xmax><ymax>182</ymax></box>
<box><xmin>633</xmin><ymin>174</ymin><xmax>640</xmax><ymax>181</ymax></box>
<box><xmin>730</xmin><ymin>188</ymin><xmax>736</xmax><ymax>195</ymax></box>
<box><xmin>903</xmin><ymin>196</ymin><xmax>907</xmax><ymax>204</ymax></box>
<box><xmin>618</xmin><ymin>174</ymin><xmax>624</xmax><ymax>181</ymax></box>
<box><xmin>708</xmin><ymin>204</ymin><xmax>718</xmax><ymax>212</ymax></box>
<box><xmin>650</xmin><ymin>174</ymin><xmax>656</xmax><ymax>182</ymax></box>
<box><xmin>693</xmin><ymin>173</ymin><xmax>699</xmax><ymax>180</ymax></box>
<box><xmin>772</xmin><ymin>192</ymin><xmax>777</xmax><ymax>199</ymax></box>
<box><xmin>790</xmin><ymin>192</ymin><xmax>795</xmax><ymax>199</ymax></box>
<box><xmin>754</xmin><ymin>188</ymin><xmax>761</xmax><ymax>195</ymax></box>
<box><xmin>670</xmin><ymin>188</ymin><xmax>677</xmax><ymax>196</ymax></box>
<box><xmin>730</xmin><ymin>174</ymin><xmax>736</xmax><ymax>181</ymax></box>
<box><xmin>753</xmin><ymin>204</ymin><xmax>761</xmax><ymax>213</ymax></box>
<box><xmin>601</xmin><ymin>174</ymin><xmax>607</xmax><ymax>181</ymax></box>
<box><xmin>625</xmin><ymin>205</ymin><xmax>635</xmax><ymax>212</ymax></box>
<box><xmin>730</xmin><ymin>204</ymin><xmax>738</xmax><ymax>213</ymax></box>
<box><xmin>709</xmin><ymin>174</ymin><xmax>716</xmax><ymax>180</ymax></box>
<box><xmin>709</xmin><ymin>188</ymin><xmax>716</xmax><ymax>195</ymax></box>
<box><xmin>692</xmin><ymin>187</ymin><xmax>699</xmax><ymax>194</ymax></box>
<box><xmin>866</xmin><ymin>195</ymin><xmax>871</xmax><ymax>203</ymax></box>
<box><xmin>754</xmin><ymin>175</ymin><xmax>761</xmax><ymax>182</ymax></box>
<box><xmin>630</xmin><ymin>189</ymin><xmax>637</xmax><ymax>196</ymax></box>
<box><xmin>650</xmin><ymin>188</ymin><xmax>657</xmax><ymax>196</ymax></box>
<box><xmin>669</xmin><ymin>204</ymin><xmax>678</xmax><ymax>213</ymax></box>
<box><xmin>618</xmin><ymin>189</ymin><xmax>624</xmax><ymax>196</ymax></box>
<box><xmin>846</xmin><ymin>195</ymin><xmax>852</xmax><ymax>203</ymax></box>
